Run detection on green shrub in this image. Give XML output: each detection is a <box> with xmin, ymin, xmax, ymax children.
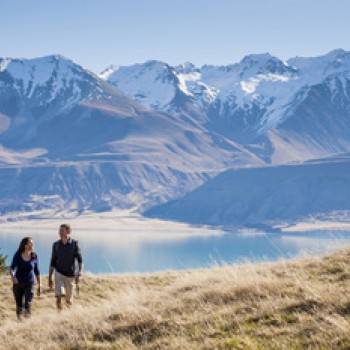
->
<box><xmin>0</xmin><ymin>248</ymin><xmax>7</xmax><ymax>273</ymax></box>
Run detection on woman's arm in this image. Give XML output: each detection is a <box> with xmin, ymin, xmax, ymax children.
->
<box><xmin>9</xmin><ymin>268</ymin><xmax>18</xmax><ymax>284</ymax></box>
<box><xmin>9</xmin><ymin>253</ymin><xmax>18</xmax><ymax>284</ymax></box>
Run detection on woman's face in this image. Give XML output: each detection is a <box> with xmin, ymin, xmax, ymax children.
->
<box><xmin>25</xmin><ymin>239</ymin><xmax>34</xmax><ymax>251</ymax></box>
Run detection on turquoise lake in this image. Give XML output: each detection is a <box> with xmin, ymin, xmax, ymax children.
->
<box><xmin>1</xmin><ymin>228</ymin><xmax>350</xmax><ymax>274</ymax></box>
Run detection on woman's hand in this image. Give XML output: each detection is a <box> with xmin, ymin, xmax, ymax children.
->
<box><xmin>10</xmin><ymin>269</ymin><xmax>18</xmax><ymax>284</ymax></box>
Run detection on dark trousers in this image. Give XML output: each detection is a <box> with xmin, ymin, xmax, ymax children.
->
<box><xmin>13</xmin><ymin>283</ymin><xmax>34</xmax><ymax>317</ymax></box>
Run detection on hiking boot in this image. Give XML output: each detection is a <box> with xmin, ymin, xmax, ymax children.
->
<box><xmin>24</xmin><ymin>308</ymin><xmax>31</xmax><ymax>318</ymax></box>
<box><xmin>16</xmin><ymin>308</ymin><xmax>23</xmax><ymax>321</ymax></box>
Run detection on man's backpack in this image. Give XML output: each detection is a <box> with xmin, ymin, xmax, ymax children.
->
<box><xmin>53</xmin><ymin>239</ymin><xmax>79</xmax><ymax>256</ymax></box>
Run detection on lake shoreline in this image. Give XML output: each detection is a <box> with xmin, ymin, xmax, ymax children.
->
<box><xmin>2</xmin><ymin>210</ymin><xmax>350</xmax><ymax>233</ymax></box>
<box><xmin>1</xmin><ymin>213</ymin><xmax>350</xmax><ymax>274</ymax></box>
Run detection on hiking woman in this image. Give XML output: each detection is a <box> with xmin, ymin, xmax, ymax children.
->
<box><xmin>10</xmin><ymin>237</ymin><xmax>41</xmax><ymax>319</ymax></box>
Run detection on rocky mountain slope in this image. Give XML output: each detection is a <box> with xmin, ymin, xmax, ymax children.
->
<box><xmin>145</xmin><ymin>153</ymin><xmax>350</xmax><ymax>226</ymax></box>
<box><xmin>0</xmin><ymin>55</ymin><xmax>259</xmax><ymax>216</ymax></box>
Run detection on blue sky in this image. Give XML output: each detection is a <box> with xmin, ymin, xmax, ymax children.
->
<box><xmin>1</xmin><ymin>0</ymin><xmax>349</xmax><ymax>73</ymax></box>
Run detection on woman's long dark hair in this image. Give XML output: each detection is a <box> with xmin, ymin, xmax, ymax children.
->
<box><xmin>18</xmin><ymin>237</ymin><xmax>37</xmax><ymax>259</ymax></box>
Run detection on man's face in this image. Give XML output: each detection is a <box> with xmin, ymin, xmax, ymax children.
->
<box><xmin>59</xmin><ymin>227</ymin><xmax>69</xmax><ymax>239</ymax></box>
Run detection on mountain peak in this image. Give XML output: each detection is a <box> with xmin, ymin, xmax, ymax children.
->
<box><xmin>288</xmin><ymin>48</ymin><xmax>350</xmax><ymax>75</ymax></box>
<box><xmin>43</xmin><ymin>53</ymin><xmax>71</xmax><ymax>62</ymax></box>
<box><xmin>103</xmin><ymin>60</ymin><xmax>178</xmax><ymax>110</ymax></box>
<box><xmin>240</xmin><ymin>52</ymin><xmax>275</xmax><ymax>63</ymax></box>
<box><xmin>0</xmin><ymin>54</ymin><xmax>89</xmax><ymax>78</ymax></box>
<box><xmin>0</xmin><ymin>54</ymin><xmax>108</xmax><ymax>118</ymax></box>
<box><xmin>143</xmin><ymin>60</ymin><xmax>170</xmax><ymax>69</ymax></box>
<box><xmin>323</xmin><ymin>48</ymin><xmax>347</xmax><ymax>58</ymax></box>
<box><xmin>238</xmin><ymin>53</ymin><xmax>296</xmax><ymax>76</ymax></box>
<box><xmin>175</xmin><ymin>62</ymin><xmax>197</xmax><ymax>74</ymax></box>
<box><xmin>3</xmin><ymin>54</ymin><xmax>78</xmax><ymax>67</ymax></box>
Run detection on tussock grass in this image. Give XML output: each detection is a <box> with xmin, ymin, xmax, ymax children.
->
<box><xmin>0</xmin><ymin>249</ymin><xmax>350</xmax><ymax>349</ymax></box>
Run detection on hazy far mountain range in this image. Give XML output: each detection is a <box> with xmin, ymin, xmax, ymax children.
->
<box><xmin>1</xmin><ymin>49</ymin><xmax>350</xmax><ymax>225</ymax></box>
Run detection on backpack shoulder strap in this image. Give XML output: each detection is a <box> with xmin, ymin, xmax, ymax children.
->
<box><xmin>71</xmin><ymin>239</ymin><xmax>78</xmax><ymax>254</ymax></box>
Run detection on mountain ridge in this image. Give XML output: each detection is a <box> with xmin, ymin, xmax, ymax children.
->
<box><xmin>145</xmin><ymin>153</ymin><xmax>350</xmax><ymax>226</ymax></box>
<box><xmin>0</xmin><ymin>54</ymin><xmax>260</xmax><ymax>217</ymax></box>
<box><xmin>1</xmin><ymin>49</ymin><xmax>350</xmax><ymax>222</ymax></box>
<box><xmin>102</xmin><ymin>49</ymin><xmax>350</xmax><ymax>163</ymax></box>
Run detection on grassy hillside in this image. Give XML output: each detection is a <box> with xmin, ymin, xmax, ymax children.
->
<box><xmin>0</xmin><ymin>249</ymin><xmax>350</xmax><ymax>349</ymax></box>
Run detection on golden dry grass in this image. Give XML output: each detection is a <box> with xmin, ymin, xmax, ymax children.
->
<box><xmin>0</xmin><ymin>248</ymin><xmax>350</xmax><ymax>349</ymax></box>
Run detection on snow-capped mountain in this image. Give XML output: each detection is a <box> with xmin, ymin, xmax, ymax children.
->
<box><xmin>0</xmin><ymin>55</ymin><xmax>144</xmax><ymax>149</ymax></box>
<box><xmin>102</xmin><ymin>49</ymin><xmax>350</xmax><ymax>162</ymax></box>
<box><xmin>0</xmin><ymin>55</ymin><xmax>102</xmax><ymax>115</ymax></box>
<box><xmin>100</xmin><ymin>60</ymin><xmax>179</xmax><ymax>110</ymax></box>
<box><xmin>0</xmin><ymin>55</ymin><xmax>260</xmax><ymax>217</ymax></box>
<box><xmin>2</xmin><ymin>50</ymin><xmax>350</xmax><ymax>222</ymax></box>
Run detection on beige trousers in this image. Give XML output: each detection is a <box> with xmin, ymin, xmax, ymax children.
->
<box><xmin>54</xmin><ymin>271</ymin><xmax>75</xmax><ymax>302</ymax></box>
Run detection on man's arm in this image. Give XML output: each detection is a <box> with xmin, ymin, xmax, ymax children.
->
<box><xmin>34</xmin><ymin>258</ymin><xmax>41</xmax><ymax>295</ymax></box>
<box><xmin>75</xmin><ymin>241</ymin><xmax>83</xmax><ymax>283</ymax></box>
<box><xmin>48</xmin><ymin>243</ymin><xmax>57</xmax><ymax>289</ymax></box>
<box><xmin>48</xmin><ymin>266</ymin><xmax>54</xmax><ymax>289</ymax></box>
<box><xmin>36</xmin><ymin>273</ymin><xmax>41</xmax><ymax>295</ymax></box>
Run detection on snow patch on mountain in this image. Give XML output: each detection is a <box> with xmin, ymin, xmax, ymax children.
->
<box><xmin>0</xmin><ymin>58</ymin><xmax>11</xmax><ymax>72</ymax></box>
<box><xmin>0</xmin><ymin>112</ymin><xmax>10</xmax><ymax>134</ymax></box>
<box><xmin>0</xmin><ymin>145</ymin><xmax>47</xmax><ymax>165</ymax></box>
<box><xmin>99</xmin><ymin>64</ymin><xmax>120</xmax><ymax>80</ymax></box>
<box><xmin>177</xmin><ymin>71</ymin><xmax>218</xmax><ymax>107</ymax></box>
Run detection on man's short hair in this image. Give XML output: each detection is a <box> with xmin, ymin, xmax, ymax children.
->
<box><xmin>60</xmin><ymin>223</ymin><xmax>71</xmax><ymax>233</ymax></box>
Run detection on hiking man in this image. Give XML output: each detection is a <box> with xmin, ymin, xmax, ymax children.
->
<box><xmin>48</xmin><ymin>224</ymin><xmax>83</xmax><ymax>309</ymax></box>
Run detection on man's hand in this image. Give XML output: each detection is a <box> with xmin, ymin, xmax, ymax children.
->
<box><xmin>37</xmin><ymin>285</ymin><xmax>42</xmax><ymax>296</ymax></box>
<box><xmin>48</xmin><ymin>278</ymin><xmax>53</xmax><ymax>290</ymax></box>
<box><xmin>75</xmin><ymin>273</ymin><xmax>81</xmax><ymax>284</ymax></box>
